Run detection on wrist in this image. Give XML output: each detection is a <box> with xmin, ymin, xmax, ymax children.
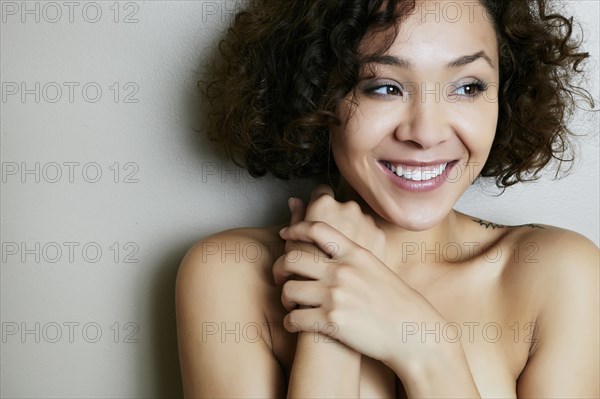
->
<box><xmin>289</xmin><ymin>332</ymin><xmax>361</xmax><ymax>397</ymax></box>
<box><xmin>297</xmin><ymin>331</ymin><xmax>361</xmax><ymax>357</ymax></box>
<box><xmin>388</xmin><ymin>341</ymin><xmax>480</xmax><ymax>397</ymax></box>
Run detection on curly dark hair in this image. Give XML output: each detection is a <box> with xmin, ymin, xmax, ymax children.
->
<box><xmin>201</xmin><ymin>0</ymin><xmax>595</xmax><ymax>187</ymax></box>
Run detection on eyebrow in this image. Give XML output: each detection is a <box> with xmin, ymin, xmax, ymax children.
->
<box><xmin>363</xmin><ymin>50</ymin><xmax>495</xmax><ymax>70</ymax></box>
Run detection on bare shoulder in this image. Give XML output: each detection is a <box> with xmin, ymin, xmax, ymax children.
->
<box><xmin>504</xmin><ymin>223</ymin><xmax>598</xmax><ymax>274</ymax></box>
<box><xmin>495</xmin><ymin>224</ymin><xmax>600</xmax><ymax>396</ymax></box>
<box><xmin>465</xmin><ymin>214</ymin><xmax>598</xmax><ymax>281</ymax></box>
<box><xmin>178</xmin><ymin>225</ymin><xmax>285</xmax><ymax>280</ymax></box>
<box><xmin>498</xmin><ymin>224</ymin><xmax>598</xmax><ymax>297</ymax></box>
<box><xmin>175</xmin><ymin>226</ymin><xmax>287</xmax><ymax>398</ymax></box>
<box><xmin>503</xmin><ymin>225</ymin><xmax>600</xmax><ymax>396</ymax></box>
<box><xmin>176</xmin><ymin>225</ymin><xmax>285</xmax><ymax>307</ymax></box>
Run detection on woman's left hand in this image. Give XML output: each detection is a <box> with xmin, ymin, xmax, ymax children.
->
<box><xmin>275</xmin><ymin>220</ymin><xmax>449</xmax><ymax>369</ymax></box>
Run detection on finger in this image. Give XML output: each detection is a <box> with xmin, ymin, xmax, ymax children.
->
<box><xmin>286</xmin><ymin>240</ymin><xmax>329</xmax><ymax>262</ymax></box>
<box><xmin>272</xmin><ymin>249</ymin><xmax>332</xmax><ymax>284</ymax></box>
<box><xmin>282</xmin><ymin>307</ymin><xmax>328</xmax><ymax>333</ymax></box>
<box><xmin>285</xmin><ymin>197</ymin><xmax>308</xmax><ymax>253</ymax></box>
<box><xmin>281</xmin><ymin>280</ymin><xmax>325</xmax><ymax>311</ymax></box>
<box><xmin>281</xmin><ymin>240</ymin><xmax>331</xmax><ymax>283</ymax></box>
<box><xmin>288</xmin><ymin>197</ymin><xmax>307</xmax><ymax>226</ymax></box>
<box><xmin>283</xmin><ymin>308</ymin><xmax>340</xmax><ymax>341</ymax></box>
<box><xmin>280</xmin><ymin>221</ymin><xmax>355</xmax><ymax>259</ymax></box>
<box><xmin>309</xmin><ymin>184</ymin><xmax>336</xmax><ymax>204</ymax></box>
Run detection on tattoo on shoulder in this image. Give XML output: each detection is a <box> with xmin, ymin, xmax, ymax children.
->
<box><xmin>472</xmin><ymin>218</ymin><xmax>544</xmax><ymax>229</ymax></box>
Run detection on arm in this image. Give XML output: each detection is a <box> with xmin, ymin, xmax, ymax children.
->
<box><xmin>287</xmin><ymin>332</ymin><xmax>361</xmax><ymax>398</ymax></box>
<box><xmin>386</xmin><ymin>340</ymin><xmax>480</xmax><ymax>398</ymax></box>
<box><xmin>516</xmin><ymin>232</ymin><xmax>599</xmax><ymax>397</ymax></box>
<box><xmin>278</xmin><ymin>218</ymin><xmax>482</xmax><ymax>398</ymax></box>
<box><xmin>279</xmin><ymin>188</ymin><xmax>479</xmax><ymax>397</ymax></box>
<box><xmin>283</xmin><ymin>196</ymin><xmax>361</xmax><ymax>398</ymax></box>
<box><xmin>175</xmin><ymin>231</ymin><xmax>286</xmax><ymax>398</ymax></box>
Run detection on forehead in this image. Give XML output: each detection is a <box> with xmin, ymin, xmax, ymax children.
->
<box><xmin>360</xmin><ymin>0</ymin><xmax>499</xmax><ymax>67</ymax></box>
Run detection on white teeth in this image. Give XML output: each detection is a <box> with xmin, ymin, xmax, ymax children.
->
<box><xmin>383</xmin><ymin>162</ymin><xmax>448</xmax><ymax>181</ymax></box>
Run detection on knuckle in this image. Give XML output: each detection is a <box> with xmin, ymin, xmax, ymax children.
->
<box><xmin>366</xmin><ymin>214</ymin><xmax>379</xmax><ymax>228</ymax></box>
<box><xmin>342</xmin><ymin>200</ymin><xmax>362</xmax><ymax>214</ymax></box>
<box><xmin>325</xmin><ymin>308</ymin><xmax>344</xmax><ymax>328</ymax></box>
<box><xmin>332</xmin><ymin>264</ymin><xmax>354</xmax><ymax>284</ymax></box>
<box><xmin>329</xmin><ymin>286</ymin><xmax>345</xmax><ymax>305</ymax></box>
<box><xmin>308</xmin><ymin>195</ymin><xmax>335</xmax><ymax>216</ymax></box>
<box><xmin>308</xmin><ymin>221</ymin><xmax>327</xmax><ymax>235</ymax></box>
<box><xmin>316</xmin><ymin>194</ymin><xmax>335</xmax><ymax>206</ymax></box>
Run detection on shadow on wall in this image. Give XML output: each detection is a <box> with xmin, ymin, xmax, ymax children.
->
<box><xmin>146</xmin><ymin>35</ymin><xmax>219</xmax><ymax>394</ymax></box>
<box><xmin>150</xmin><ymin>245</ymin><xmax>187</xmax><ymax>397</ymax></box>
<box><xmin>143</xmin><ymin>42</ymin><xmax>214</xmax><ymax>397</ymax></box>
<box><xmin>148</xmin><ymin>26</ymin><xmax>320</xmax><ymax>396</ymax></box>
<box><xmin>145</xmin><ymin>36</ymin><xmax>239</xmax><ymax>397</ymax></box>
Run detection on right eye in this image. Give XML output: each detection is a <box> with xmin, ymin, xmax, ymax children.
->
<box><xmin>369</xmin><ymin>85</ymin><xmax>403</xmax><ymax>97</ymax></box>
<box><xmin>361</xmin><ymin>80</ymin><xmax>404</xmax><ymax>98</ymax></box>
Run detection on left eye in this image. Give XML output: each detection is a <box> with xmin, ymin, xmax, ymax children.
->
<box><xmin>455</xmin><ymin>82</ymin><xmax>485</xmax><ymax>97</ymax></box>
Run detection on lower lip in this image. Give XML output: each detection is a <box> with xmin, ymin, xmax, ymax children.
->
<box><xmin>378</xmin><ymin>161</ymin><xmax>459</xmax><ymax>193</ymax></box>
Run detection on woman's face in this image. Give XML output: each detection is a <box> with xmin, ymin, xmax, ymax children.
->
<box><xmin>331</xmin><ymin>0</ymin><xmax>500</xmax><ymax>231</ymax></box>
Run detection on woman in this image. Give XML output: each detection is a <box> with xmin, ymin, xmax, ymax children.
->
<box><xmin>176</xmin><ymin>0</ymin><xmax>599</xmax><ymax>397</ymax></box>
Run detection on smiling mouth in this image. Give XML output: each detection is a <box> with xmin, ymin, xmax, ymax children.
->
<box><xmin>381</xmin><ymin>161</ymin><xmax>454</xmax><ymax>181</ymax></box>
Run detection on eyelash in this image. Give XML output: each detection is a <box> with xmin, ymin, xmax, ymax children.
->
<box><xmin>360</xmin><ymin>80</ymin><xmax>402</xmax><ymax>97</ymax></box>
<box><xmin>453</xmin><ymin>79</ymin><xmax>488</xmax><ymax>98</ymax></box>
<box><xmin>363</xmin><ymin>79</ymin><xmax>489</xmax><ymax>99</ymax></box>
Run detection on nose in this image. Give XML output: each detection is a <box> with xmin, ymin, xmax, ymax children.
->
<box><xmin>394</xmin><ymin>83</ymin><xmax>452</xmax><ymax>149</ymax></box>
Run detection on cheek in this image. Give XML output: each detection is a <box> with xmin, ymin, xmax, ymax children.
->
<box><xmin>453</xmin><ymin>102</ymin><xmax>498</xmax><ymax>153</ymax></box>
<box><xmin>479</xmin><ymin>104</ymin><xmax>499</xmax><ymax>148</ymax></box>
<box><xmin>330</xmin><ymin>121</ymin><xmax>378</xmax><ymax>184</ymax></box>
<box><xmin>331</xmin><ymin>102</ymin><xmax>396</xmax><ymax>154</ymax></box>
<box><xmin>329</xmin><ymin>123</ymin><xmax>350</xmax><ymax>172</ymax></box>
<box><xmin>330</xmin><ymin>117</ymin><xmax>366</xmax><ymax>159</ymax></box>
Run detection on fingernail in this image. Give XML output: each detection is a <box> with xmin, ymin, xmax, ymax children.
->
<box><xmin>288</xmin><ymin>197</ymin><xmax>296</xmax><ymax>212</ymax></box>
<box><xmin>279</xmin><ymin>227</ymin><xmax>288</xmax><ymax>236</ymax></box>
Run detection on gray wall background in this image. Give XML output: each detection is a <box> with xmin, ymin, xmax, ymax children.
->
<box><xmin>1</xmin><ymin>1</ymin><xmax>598</xmax><ymax>397</ymax></box>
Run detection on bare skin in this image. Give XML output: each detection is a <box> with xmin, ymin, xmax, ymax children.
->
<box><xmin>176</xmin><ymin>207</ymin><xmax>599</xmax><ymax>397</ymax></box>
<box><xmin>176</xmin><ymin>1</ymin><xmax>599</xmax><ymax>396</ymax></box>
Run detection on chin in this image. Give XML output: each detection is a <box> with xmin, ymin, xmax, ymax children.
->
<box><xmin>378</xmin><ymin>204</ymin><xmax>447</xmax><ymax>232</ymax></box>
